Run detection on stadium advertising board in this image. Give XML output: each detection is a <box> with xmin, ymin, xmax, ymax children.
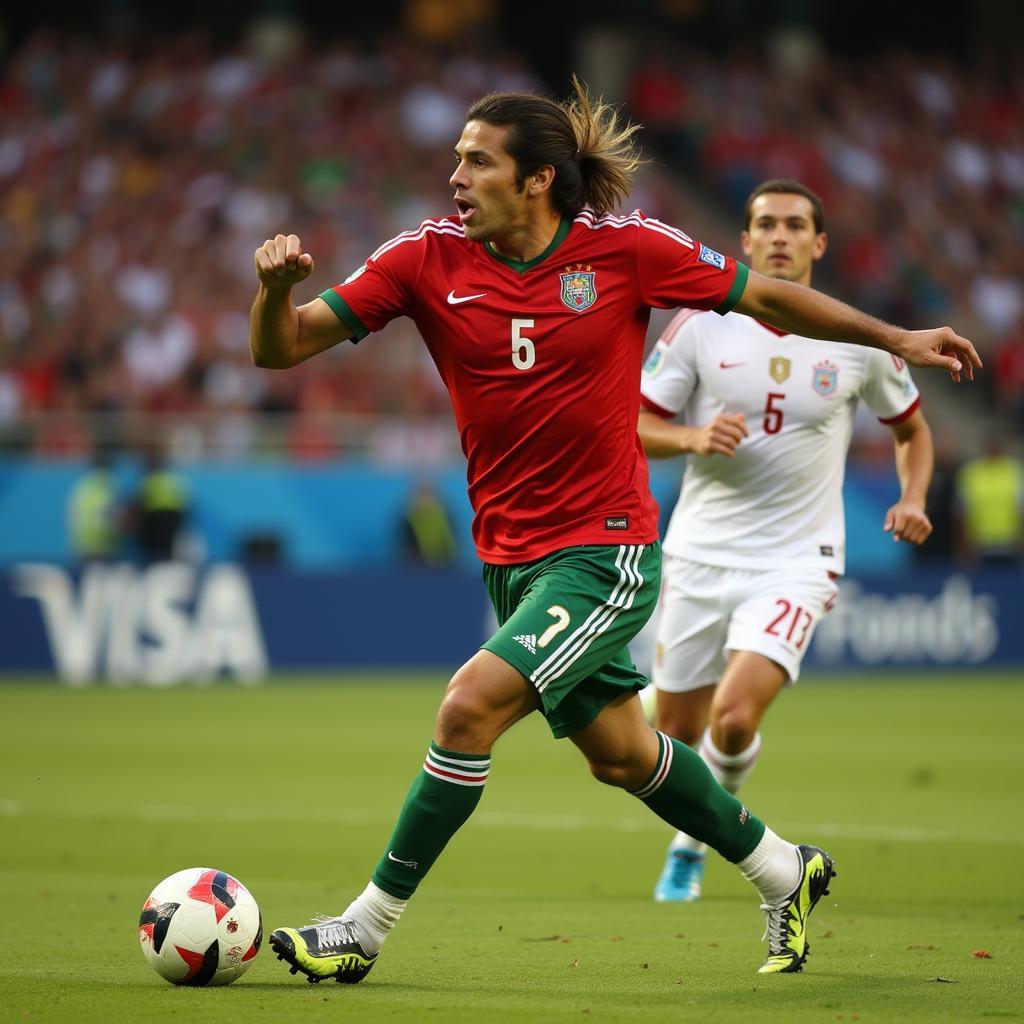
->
<box><xmin>806</xmin><ymin>573</ymin><xmax>1003</xmax><ymax>667</ymax></box>
<box><xmin>0</xmin><ymin>563</ymin><xmax>1020</xmax><ymax>681</ymax></box>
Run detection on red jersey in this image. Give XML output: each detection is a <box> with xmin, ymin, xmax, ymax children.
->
<box><xmin>321</xmin><ymin>208</ymin><xmax>747</xmax><ymax>564</ymax></box>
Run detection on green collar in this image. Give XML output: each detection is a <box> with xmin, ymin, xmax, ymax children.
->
<box><xmin>483</xmin><ymin>216</ymin><xmax>572</xmax><ymax>274</ymax></box>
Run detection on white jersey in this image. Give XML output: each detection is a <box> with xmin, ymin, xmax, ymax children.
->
<box><xmin>640</xmin><ymin>309</ymin><xmax>920</xmax><ymax>574</ymax></box>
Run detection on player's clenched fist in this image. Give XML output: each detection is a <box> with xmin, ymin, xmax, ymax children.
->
<box><xmin>883</xmin><ymin>501</ymin><xmax>933</xmax><ymax>545</ymax></box>
<box><xmin>255</xmin><ymin>233</ymin><xmax>314</xmax><ymax>289</ymax></box>
<box><xmin>695</xmin><ymin>413</ymin><xmax>748</xmax><ymax>458</ymax></box>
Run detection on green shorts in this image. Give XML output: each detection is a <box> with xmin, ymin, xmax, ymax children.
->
<box><xmin>482</xmin><ymin>543</ymin><xmax>661</xmax><ymax>739</ymax></box>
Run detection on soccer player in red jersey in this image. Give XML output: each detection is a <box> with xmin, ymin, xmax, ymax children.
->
<box><xmin>250</xmin><ymin>80</ymin><xmax>980</xmax><ymax>981</ymax></box>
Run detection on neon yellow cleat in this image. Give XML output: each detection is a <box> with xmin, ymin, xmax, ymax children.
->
<box><xmin>269</xmin><ymin>916</ymin><xmax>378</xmax><ymax>984</ymax></box>
<box><xmin>757</xmin><ymin>844</ymin><xmax>835</xmax><ymax>974</ymax></box>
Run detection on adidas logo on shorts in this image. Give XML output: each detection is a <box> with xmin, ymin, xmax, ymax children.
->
<box><xmin>514</xmin><ymin>633</ymin><xmax>537</xmax><ymax>655</ymax></box>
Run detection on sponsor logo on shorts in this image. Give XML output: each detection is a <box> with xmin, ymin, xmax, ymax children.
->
<box><xmin>514</xmin><ymin>633</ymin><xmax>537</xmax><ymax>655</ymax></box>
<box><xmin>820</xmin><ymin>545</ymin><xmax>834</xmax><ymax>557</ymax></box>
<box><xmin>605</xmin><ymin>516</ymin><xmax>628</xmax><ymax>530</ymax></box>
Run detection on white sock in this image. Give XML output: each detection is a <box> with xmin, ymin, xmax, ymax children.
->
<box><xmin>669</xmin><ymin>830</ymin><xmax>707</xmax><ymax>856</ymax></box>
<box><xmin>738</xmin><ymin>827</ymin><xmax>801</xmax><ymax>903</ymax></box>
<box><xmin>343</xmin><ymin>881</ymin><xmax>408</xmax><ymax>954</ymax></box>
<box><xmin>699</xmin><ymin>728</ymin><xmax>762</xmax><ymax>794</ymax></box>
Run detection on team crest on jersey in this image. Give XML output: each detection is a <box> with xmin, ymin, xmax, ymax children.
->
<box><xmin>769</xmin><ymin>356</ymin><xmax>791</xmax><ymax>384</ymax></box>
<box><xmin>559</xmin><ymin>264</ymin><xmax>597</xmax><ymax>312</ymax></box>
<box><xmin>812</xmin><ymin>359</ymin><xmax>839</xmax><ymax>395</ymax></box>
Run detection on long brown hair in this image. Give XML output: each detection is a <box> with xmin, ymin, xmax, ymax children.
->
<box><xmin>465</xmin><ymin>76</ymin><xmax>645</xmax><ymax>218</ymax></box>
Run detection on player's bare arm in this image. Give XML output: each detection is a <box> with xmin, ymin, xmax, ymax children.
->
<box><xmin>884</xmin><ymin>408</ymin><xmax>934</xmax><ymax>544</ymax></box>
<box><xmin>638</xmin><ymin>408</ymin><xmax>748</xmax><ymax>459</ymax></box>
<box><xmin>733</xmin><ymin>270</ymin><xmax>982</xmax><ymax>383</ymax></box>
<box><xmin>250</xmin><ymin>233</ymin><xmax>352</xmax><ymax>369</ymax></box>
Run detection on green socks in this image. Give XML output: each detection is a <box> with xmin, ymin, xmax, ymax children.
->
<box><xmin>372</xmin><ymin>742</ymin><xmax>490</xmax><ymax>899</ymax></box>
<box><xmin>631</xmin><ymin>731</ymin><xmax>765</xmax><ymax>862</ymax></box>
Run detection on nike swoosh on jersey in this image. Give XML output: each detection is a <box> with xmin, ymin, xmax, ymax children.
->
<box><xmin>719</xmin><ymin>360</ymin><xmax>747</xmax><ymax>369</ymax></box>
<box><xmin>447</xmin><ymin>290</ymin><xmax>487</xmax><ymax>305</ymax></box>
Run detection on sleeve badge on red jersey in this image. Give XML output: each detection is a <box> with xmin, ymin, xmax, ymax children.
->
<box><xmin>698</xmin><ymin>244</ymin><xmax>726</xmax><ymax>270</ymax></box>
<box><xmin>559</xmin><ymin>264</ymin><xmax>597</xmax><ymax>312</ymax></box>
<box><xmin>812</xmin><ymin>359</ymin><xmax>839</xmax><ymax>396</ymax></box>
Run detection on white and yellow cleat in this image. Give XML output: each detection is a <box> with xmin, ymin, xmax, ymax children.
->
<box><xmin>757</xmin><ymin>844</ymin><xmax>835</xmax><ymax>974</ymax></box>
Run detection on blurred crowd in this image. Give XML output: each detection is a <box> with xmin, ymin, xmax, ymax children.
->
<box><xmin>0</xmin><ymin>29</ymin><xmax>1022</xmax><ymax>467</ymax></box>
<box><xmin>628</xmin><ymin>45</ymin><xmax>1024</xmax><ymax>428</ymax></box>
<box><xmin>0</xmin><ymin>29</ymin><xmax>541</xmax><ymax>461</ymax></box>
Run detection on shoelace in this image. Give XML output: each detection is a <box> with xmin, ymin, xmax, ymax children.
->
<box><xmin>759</xmin><ymin>899</ymin><xmax>790</xmax><ymax>953</ymax></box>
<box><xmin>310</xmin><ymin>914</ymin><xmax>358</xmax><ymax>950</ymax></box>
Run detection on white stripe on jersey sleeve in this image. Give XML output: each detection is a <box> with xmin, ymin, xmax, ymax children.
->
<box><xmin>370</xmin><ymin>219</ymin><xmax>465</xmax><ymax>263</ymax></box>
<box><xmin>574</xmin><ymin>208</ymin><xmax>695</xmax><ymax>249</ymax></box>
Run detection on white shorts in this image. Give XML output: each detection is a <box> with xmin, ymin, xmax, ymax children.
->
<box><xmin>653</xmin><ymin>556</ymin><xmax>839</xmax><ymax>693</ymax></box>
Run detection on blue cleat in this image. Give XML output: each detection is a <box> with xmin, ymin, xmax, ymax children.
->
<box><xmin>654</xmin><ymin>847</ymin><xmax>705</xmax><ymax>902</ymax></box>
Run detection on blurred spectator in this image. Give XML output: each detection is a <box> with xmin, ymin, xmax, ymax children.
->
<box><xmin>400</xmin><ymin>481</ymin><xmax>457</xmax><ymax>567</ymax></box>
<box><xmin>125</xmin><ymin>444</ymin><xmax>191</xmax><ymax>562</ymax></box>
<box><xmin>912</xmin><ymin>432</ymin><xmax>961</xmax><ymax>565</ymax></box>
<box><xmin>991</xmin><ymin>319</ymin><xmax>1024</xmax><ymax>426</ymax></box>
<box><xmin>66</xmin><ymin>449</ymin><xmax>122</xmax><ymax>561</ymax></box>
<box><xmin>954</xmin><ymin>436</ymin><xmax>1024</xmax><ymax>568</ymax></box>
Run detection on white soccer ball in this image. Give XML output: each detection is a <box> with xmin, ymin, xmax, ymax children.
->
<box><xmin>138</xmin><ymin>867</ymin><xmax>262</xmax><ymax>986</ymax></box>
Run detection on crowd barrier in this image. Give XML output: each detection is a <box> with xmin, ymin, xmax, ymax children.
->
<box><xmin>0</xmin><ymin>459</ymin><xmax>914</xmax><ymax>573</ymax></box>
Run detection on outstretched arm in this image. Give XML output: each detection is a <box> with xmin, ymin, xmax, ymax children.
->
<box><xmin>250</xmin><ymin>233</ymin><xmax>352</xmax><ymax>369</ymax></box>
<box><xmin>884</xmin><ymin>408</ymin><xmax>934</xmax><ymax>544</ymax></box>
<box><xmin>733</xmin><ymin>270</ymin><xmax>981</xmax><ymax>383</ymax></box>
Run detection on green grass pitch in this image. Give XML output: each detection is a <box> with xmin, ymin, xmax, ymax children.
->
<box><xmin>1</xmin><ymin>671</ymin><xmax>1021</xmax><ymax>1023</ymax></box>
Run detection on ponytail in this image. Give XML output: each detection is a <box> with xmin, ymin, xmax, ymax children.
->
<box><xmin>465</xmin><ymin>76</ymin><xmax>645</xmax><ymax>218</ymax></box>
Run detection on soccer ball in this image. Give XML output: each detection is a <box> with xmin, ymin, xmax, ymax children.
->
<box><xmin>138</xmin><ymin>867</ymin><xmax>262</xmax><ymax>986</ymax></box>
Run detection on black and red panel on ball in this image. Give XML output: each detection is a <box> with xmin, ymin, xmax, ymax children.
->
<box><xmin>241</xmin><ymin>914</ymin><xmax>263</xmax><ymax>963</ymax></box>
<box><xmin>187</xmin><ymin>869</ymin><xmax>238</xmax><ymax>923</ymax></box>
<box><xmin>138</xmin><ymin>900</ymin><xmax>181</xmax><ymax>954</ymax></box>
<box><xmin>175</xmin><ymin>940</ymin><xmax>221</xmax><ymax>986</ymax></box>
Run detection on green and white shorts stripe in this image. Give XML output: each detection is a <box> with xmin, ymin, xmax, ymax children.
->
<box><xmin>530</xmin><ymin>544</ymin><xmax>646</xmax><ymax>694</ymax></box>
<box><xmin>482</xmin><ymin>542</ymin><xmax>661</xmax><ymax>739</ymax></box>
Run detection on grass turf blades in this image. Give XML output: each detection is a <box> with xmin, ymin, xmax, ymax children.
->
<box><xmin>0</xmin><ymin>672</ymin><xmax>1020</xmax><ymax>1023</ymax></box>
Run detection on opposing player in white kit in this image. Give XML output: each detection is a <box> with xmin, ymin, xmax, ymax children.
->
<box><xmin>639</xmin><ymin>179</ymin><xmax>935</xmax><ymax>902</ymax></box>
